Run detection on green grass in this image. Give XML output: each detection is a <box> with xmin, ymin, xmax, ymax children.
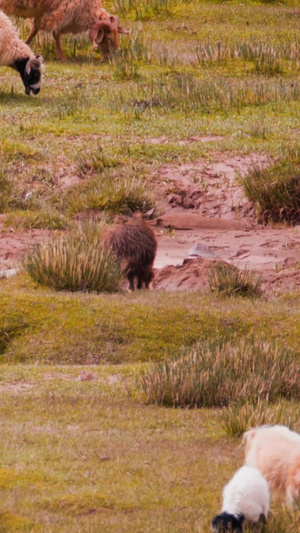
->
<box><xmin>0</xmin><ymin>2</ymin><xmax>300</xmax><ymax>531</ymax></box>
<box><xmin>0</xmin><ymin>283</ymin><xmax>300</xmax><ymax>365</ymax></box>
<box><xmin>0</xmin><ymin>363</ymin><xmax>298</xmax><ymax>533</ymax></box>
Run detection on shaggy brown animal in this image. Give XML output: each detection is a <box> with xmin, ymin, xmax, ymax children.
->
<box><xmin>0</xmin><ymin>1</ymin><xmax>129</xmax><ymax>60</ymax></box>
<box><xmin>104</xmin><ymin>220</ymin><xmax>157</xmax><ymax>291</ymax></box>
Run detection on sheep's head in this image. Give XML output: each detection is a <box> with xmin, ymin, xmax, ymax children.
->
<box><xmin>13</xmin><ymin>55</ymin><xmax>45</xmax><ymax>95</ymax></box>
<box><xmin>24</xmin><ymin>55</ymin><xmax>45</xmax><ymax>95</ymax></box>
<box><xmin>211</xmin><ymin>512</ymin><xmax>244</xmax><ymax>533</ymax></box>
<box><xmin>90</xmin><ymin>13</ymin><xmax>129</xmax><ymax>59</ymax></box>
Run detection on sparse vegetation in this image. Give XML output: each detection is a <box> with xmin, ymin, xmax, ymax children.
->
<box><xmin>243</xmin><ymin>150</ymin><xmax>300</xmax><ymax>224</ymax></box>
<box><xmin>208</xmin><ymin>262</ymin><xmax>262</xmax><ymax>297</ymax></box>
<box><xmin>67</xmin><ymin>173</ymin><xmax>157</xmax><ymax>217</ymax></box>
<box><xmin>139</xmin><ymin>338</ymin><xmax>300</xmax><ymax>408</ymax></box>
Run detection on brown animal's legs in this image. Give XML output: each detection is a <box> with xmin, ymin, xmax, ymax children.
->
<box><xmin>127</xmin><ymin>273</ymin><xmax>135</xmax><ymax>292</ymax></box>
<box><xmin>25</xmin><ymin>19</ymin><xmax>41</xmax><ymax>45</ymax></box>
<box><xmin>53</xmin><ymin>31</ymin><xmax>67</xmax><ymax>61</ymax></box>
<box><xmin>144</xmin><ymin>267</ymin><xmax>154</xmax><ymax>290</ymax></box>
<box><xmin>137</xmin><ymin>277</ymin><xmax>143</xmax><ymax>290</ymax></box>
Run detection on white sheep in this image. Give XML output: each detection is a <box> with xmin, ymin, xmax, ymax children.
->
<box><xmin>0</xmin><ymin>9</ymin><xmax>45</xmax><ymax>94</ymax></box>
<box><xmin>0</xmin><ymin>1</ymin><xmax>129</xmax><ymax>61</ymax></box>
<box><xmin>244</xmin><ymin>424</ymin><xmax>300</xmax><ymax>507</ymax></box>
<box><xmin>211</xmin><ymin>465</ymin><xmax>270</xmax><ymax>533</ymax></box>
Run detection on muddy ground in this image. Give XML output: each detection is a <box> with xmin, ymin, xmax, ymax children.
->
<box><xmin>1</xmin><ymin>152</ymin><xmax>300</xmax><ymax>297</ymax></box>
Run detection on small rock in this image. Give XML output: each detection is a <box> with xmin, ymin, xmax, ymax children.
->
<box><xmin>183</xmin><ymin>197</ymin><xmax>196</xmax><ymax>209</ymax></box>
<box><xmin>189</xmin><ymin>243</ymin><xmax>218</xmax><ymax>259</ymax></box>
<box><xmin>169</xmin><ymin>194</ymin><xmax>182</xmax><ymax>205</ymax></box>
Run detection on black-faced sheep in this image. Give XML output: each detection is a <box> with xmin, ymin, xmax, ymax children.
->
<box><xmin>0</xmin><ymin>1</ymin><xmax>129</xmax><ymax>61</ymax></box>
<box><xmin>0</xmin><ymin>9</ymin><xmax>45</xmax><ymax>94</ymax></box>
<box><xmin>244</xmin><ymin>425</ymin><xmax>300</xmax><ymax>508</ymax></box>
<box><xmin>211</xmin><ymin>465</ymin><xmax>270</xmax><ymax>533</ymax></box>
<box><xmin>104</xmin><ymin>219</ymin><xmax>157</xmax><ymax>292</ymax></box>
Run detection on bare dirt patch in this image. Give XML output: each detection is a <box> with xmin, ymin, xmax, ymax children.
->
<box><xmin>153</xmin><ymin>153</ymin><xmax>300</xmax><ymax>296</ymax></box>
<box><xmin>1</xmin><ymin>152</ymin><xmax>300</xmax><ymax>296</ymax></box>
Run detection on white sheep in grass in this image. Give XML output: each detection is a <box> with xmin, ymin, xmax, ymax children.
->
<box><xmin>0</xmin><ymin>9</ymin><xmax>45</xmax><ymax>94</ymax></box>
<box><xmin>0</xmin><ymin>1</ymin><xmax>129</xmax><ymax>61</ymax></box>
<box><xmin>211</xmin><ymin>465</ymin><xmax>270</xmax><ymax>533</ymax></box>
<box><xmin>244</xmin><ymin>425</ymin><xmax>300</xmax><ymax>508</ymax></box>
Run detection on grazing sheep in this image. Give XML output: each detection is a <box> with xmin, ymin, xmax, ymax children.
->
<box><xmin>104</xmin><ymin>219</ymin><xmax>157</xmax><ymax>291</ymax></box>
<box><xmin>211</xmin><ymin>465</ymin><xmax>270</xmax><ymax>533</ymax></box>
<box><xmin>244</xmin><ymin>425</ymin><xmax>300</xmax><ymax>507</ymax></box>
<box><xmin>0</xmin><ymin>1</ymin><xmax>129</xmax><ymax>61</ymax></box>
<box><xmin>0</xmin><ymin>9</ymin><xmax>45</xmax><ymax>94</ymax></box>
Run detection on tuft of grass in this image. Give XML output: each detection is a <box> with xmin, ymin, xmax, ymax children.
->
<box><xmin>23</xmin><ymin>234</ymin><xmax>122</xmax><ymax>293</ymax></box>
<box><xmin>139</xmin><ymin>338</ymin><xmax>300</xmax><ymax>408</ymax></box>
<box><xmin>243</xmin><ymin>150</ymin><xmax>300</xmax><ymax>224</ymax></box>
<box><xmin>76</xmin><ymin>143</ymin><xmax>119</xmax><ymax>176</ymax></box>
<box><xmin>0</xmin><ymin>169</ymin><xmax>14</xmax><ymax>213</ymax></box>
<box><xmin>4</xmin><ymin>210</ymin><xmax>68</xmax><ymax>230</ymax></box>
<box><xmin>208</xmin><ymin>262</ymin><xmax>262</xmax><ymax>297</ymax></box>
<box><xmin>221</xmin><ymin>400</ymin><xmax>300</xmax><ymax>437</ymax></box>
<box><xmin>68</xmin><ymin>174</ymin><xmax>157</xmax><ymax>217</ymax></box>
<box><xmin>0</xmin><ymin>321</ymin><xmax>29</xmax><ymax>355</ymax></box>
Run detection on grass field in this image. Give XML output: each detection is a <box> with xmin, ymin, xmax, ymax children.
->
<box><xmin>0</xmin><ymin>1</ymin><xmax>300</xmax><ymax>531</ymax></box>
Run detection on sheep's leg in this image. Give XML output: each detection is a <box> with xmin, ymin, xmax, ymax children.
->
<box><xmin>53</xmin><ymin>31</ymin><xmax>67</xmax><ymax>61</ymax></box>
<box><xmin>25</xmin><ymin>19</ymin><xmax>41</xmax><ymax>45</ymax></box>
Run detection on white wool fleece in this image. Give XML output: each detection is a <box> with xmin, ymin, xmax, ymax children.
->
<box><xmin>244</xmin><ymin>425</ymin><xmax>300</xmax><ymax>506</ymax></box>
<box><xmin>0</xmin><ymin>10</ymin><xmax>34</xmax><ymax>66</ymax></box>
<box><xmin>222</xmin><ymin>465</ymin><xmax>270</xmax><ymax>523</ymax></box>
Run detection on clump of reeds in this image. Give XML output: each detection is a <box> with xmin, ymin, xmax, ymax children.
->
<box><xmin>208</xmin><ymin>262</ymin><xmax>262</xmax><ymax>297</ymax></box>
<box><xmin>243</xmin><ymin>150</ymin><xmax>300</xmax><ymax>224</ymax></box>
<box><xmin>221</xmin><ymin>400</ymin><xmax>300</xmax><ymax>437</ymax></box>
<box><xmin>23</xmin><ymin>229</ymin><xmax>122</xmax><ymax>293</ymax></box>
<box><xmin>139</xmin><ymin>338</ymin><xmax>300</xmax><ymax>408</ymax></box>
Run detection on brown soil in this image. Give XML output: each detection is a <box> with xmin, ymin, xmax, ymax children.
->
<box><xmin>1</xmin><ymin>152</ymin><xmax>300</xmax><ymax>296</ymax></box>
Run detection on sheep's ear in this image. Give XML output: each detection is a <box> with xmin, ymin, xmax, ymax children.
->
<box><xmin>35</xmin><ymin>55</ymin><xmax>46</xmax><ymax>73</ymax></box>
<box><xmin>36</xmin><ymin>54</ymin><xmax>45</xmax><ymax>64</ymax></box>
<box><xmin>118</xmin><ymin>25</ymin><xmax>130</xmax><ymax>34</ymax></box>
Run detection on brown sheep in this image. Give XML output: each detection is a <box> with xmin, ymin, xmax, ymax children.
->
<box><xmin>0</xmin><ymin>1</ymin><xmax>129</xmax><ymax>61</ymax></box>
<box><xmin>104</xmin><ymin>219</ymin><xmax>157</xmax><ymax>291</ymax></box>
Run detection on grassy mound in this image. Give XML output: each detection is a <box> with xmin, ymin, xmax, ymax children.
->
<box><xmin>140</xmin><ymin>338</ymin><xmax>300</xmax><ymax>408</ymax></box>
